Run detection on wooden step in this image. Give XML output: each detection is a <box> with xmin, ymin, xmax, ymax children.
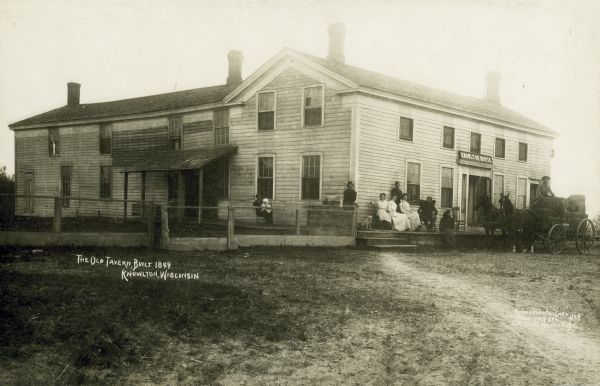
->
<box><xmin>371</xmin><ymin>244</ymin><xmax>418</xmax><ymax>249</ymax></box>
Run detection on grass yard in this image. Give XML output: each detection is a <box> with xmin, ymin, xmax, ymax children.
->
<box><xmin>1</xmin><ymin>246</ymin><xmax>599</xmax><ymax>385</ymax></box>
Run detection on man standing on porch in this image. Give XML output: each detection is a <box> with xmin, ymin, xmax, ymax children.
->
<box><xmin>390</xmin><ymin>181</ymin><xmax>403</xmax><ymax>212</ymax></box>
<box><xmin>343</xmin><ymin>181</ymin><xmax>357</xmax><ymax>206</ymax></box>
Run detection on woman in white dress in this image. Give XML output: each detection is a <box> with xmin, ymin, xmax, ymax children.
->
<box><xmin>388</xmin><ymin>194</ymin><xmax>409</xmax><ymax>231</ymax></box>
<box><xmin>376</xmin><ymin>193</ymin><xmax>392</xmax><ymax>225</ymax></box>
<box><xmin>399</xmin><ymin>194</ymin><xmax>421</xmax><ymax>231</ymax></box>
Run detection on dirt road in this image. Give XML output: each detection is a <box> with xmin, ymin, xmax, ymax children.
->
<box><xmin>382</xmin><ymin>252</ymin><xmax>600</xmax><ymax>385</ymax></box>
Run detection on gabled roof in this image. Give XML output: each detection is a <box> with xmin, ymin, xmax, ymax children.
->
<box><xmin>9</xmin><ymin>84</ymin><xmax>235</xmax><ymax>127</ymax></box>
<box><xmin>289</xmin><ymin>49</ymin><xmax>556</xmax><ymax>136</ymax></box>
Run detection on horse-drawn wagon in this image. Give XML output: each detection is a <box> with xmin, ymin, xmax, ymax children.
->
<box><xmin>526</xmin><ymin>195</ymin><xmax>595</xmax><ymax>254</ymax></box>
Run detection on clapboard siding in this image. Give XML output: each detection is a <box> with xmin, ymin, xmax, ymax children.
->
<box><xmin>354</xmin><ymin>95</ymin><xmax>553</xmax><ymax>222</ymax></box>
<box><xmin>228</xmin><ymin>67</ymin><xmax>352</xmax><ymax>203</ymax></box>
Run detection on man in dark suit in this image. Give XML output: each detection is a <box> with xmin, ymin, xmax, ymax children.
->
<box><xmin>390</xmin><ymin>181</ymin><xmax>403</xmax><ymax>212</ymax></box>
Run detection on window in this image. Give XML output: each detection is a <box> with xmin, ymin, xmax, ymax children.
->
<box><xmin>399</xmin><ymin>117</ymin><xmax>413</xmax><ymax>141</ymax></box>
<box><xmin>257</xmin><ymin>92</ymin><xmax>275</xmax><ymax>130</ymax></box>
<box><xmin>257</xmin><ymin>157</ymin><xmax>274</xmax><ymax>199</ymax></box>
<box><xmin>518</xmin><ymin>142</ymin><xmax>528</xmax><ymax>162</ymax></box>
<box><xmin>442</xmin><ymin>126</ymin><xmax>454</xmax><ymax>149</ymax></box>
<box><xmin>168</xmin><ymin>117</ymin><xmax>183</xmax><ymax>150</ymax></box>
<box><xmin>441</xmin><ymin>167</ymin><xmax>453</xmax><ymax>208</ymax></box>
<box><xmin>99</xmin><ymin>123</ymin><xmax>112</xmax><ymax>154</ymax></box>
<box><xmin>406</xmin><ymin>162</ymin><xmax>421</xmax><ymax>204</ymax></box>
<box><xmin>517</xmin><ymin>177</ymin><xmax>527</xmax><ymax>209</ymax></box>
<box><xmin>470</xmin><ymin>133</ymin><xmax>481</xmax><ymax>154</ymax></box>
<box><xmin>495</xmin><ymin>138</ymin><xmax>505</xmax><ymax>158</ymax></box>
<box><xmin>100</xmin><ymin>166</ymin><xmax>112</xmax><ymax>199</ymax></box>
<box><xmin>48</xmin><ymin>128</ymin><xmax>60</xmax><ymax>156</ymax></box>
<box><xmin>493</xmin><ymin>174</ymin><xmax>504</xmax><ymax>208</ymax></box>
<box><xmin>167</xmin><ymin>171</ymin><xmax>179</xmax><ymax>203</ymax></box>
<box><xmin>214</xmin><ymin>109</ymin><xmax>229</xmax><ymax>145</ymax></box>
<box><xmin>24</xmin><ymin>172</ymin><xmax>34</xmax><ymax>213</ymax></box>
<box><xmin>61</xmin><ymin>165</ymin><xmax>71</xmax><ymax>208</ymax></box>
<box><xmin>303</xmin><ymin>86</ymin><xmax>323</xmax><ymax>126</ymax></box>
<box><xmin>301</xmin><ymin>155</ymin><xmax>321</xmax><ymax>200</ymax></box>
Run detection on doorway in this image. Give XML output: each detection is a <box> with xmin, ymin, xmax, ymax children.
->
<box><xmin>182</xmin><ymin>169</ymin><xmax>200</xmax><ymax>221</ymax></box>
<box><xmin>530</xmin><ymin>183</ymin><xmax>539</xmax><ymax>203</ymax></box>
<box><xmin>467</xmin><ymin>175</ymin><xmax>491</xmax><ymax>225</ymax></box>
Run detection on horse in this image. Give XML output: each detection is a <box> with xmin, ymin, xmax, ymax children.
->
<box><xmin>474</xmin><ymin>194</ymin><xmax>501</xmax><ymax>235</ymax></box>
<box><xmin>498</xmin><ymin>193</ymin><xmax>535</xmax><ymax>252</ymax></box>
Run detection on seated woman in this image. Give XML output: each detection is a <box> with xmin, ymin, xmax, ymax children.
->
<box><xmin>399</xmin><ymin>194</ymin><xmax>421</xmax><ymax>231</ymax></box>
<box><xmin>376</xmin><ymin>193</ymin><xmax>392</xmax><ymax>227</ymax></box>
<box><xmin>387</xmin><ymin>194</ymin><xmax>409</xmax><ymax>231</ymax></box>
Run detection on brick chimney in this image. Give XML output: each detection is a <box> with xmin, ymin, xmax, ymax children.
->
<box><xmin>328</xmin><ymin>23</ymin><xmax>346</xmax><ymax>65</ymax></box>
<box><xmin>485</xmin><ymin>71</ymin><xmax>501</xmax><ymax>104</ymax></box>
<box><xmin>227</xmin><ymin>50</ymin><xmax>243</xmax><ymax>86</ymax></box>
<box><xmin>67</xmin><ymin>82</ymin><xmax>81</xmax><ymax>106</ymax></box>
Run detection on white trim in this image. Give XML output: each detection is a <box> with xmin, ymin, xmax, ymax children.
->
<box><xmin>336</xmin><ymin>87</ymin><xmax>559</xmax><ymax>138</ymax></box>
<box><xmin>493</xmin><ymin>137</ymin><xmax>506</xmax><ymax>158</ymax></box>
<box><xmin>223</xmin><ymin>47</ymin><xmax>357</xmax><ymax>103</ymax></box>
<box><xmin>397</xmin><ymin>116</ymin><xmax>414</xmax><ymax>142</ymax></box>
<box><xmin>440</xmin><ymin>125</ymin><xmax>455</xmax><ymax>150</ymax></box>
<box><xmin>349</xmin><ymin>104</ymin><xmax>360</xmax><ymax>190</ymax></box>
<box><xmin>255</xmin><ymin>154</ymin><xmax>276</xmax><ymax>200</ymax></box>
<box><xmin>301</xmin><ymin>84</ymin><xmax>325</xmax><ymax>128</ymax></box>
<box><xmin>299</xmin><ymin>152</ymin><xmax>323</xmax><ymax>202</ymax></box>
<box><xmin>439</xmin><ymin>165</ymin><xmax>456</xmax><ymax>209</ymax></box>
<box><xmin>404</xmin><ymin>159</ymin><xmax>422</xmax><ymax>204</ymax></box>
<box><xmin>256</xmin><ymin>90</ymin><xmax>277</xmax><ymax>131</ymax></box>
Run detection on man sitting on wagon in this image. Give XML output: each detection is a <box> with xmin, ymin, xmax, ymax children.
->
<box><xmin>537</xmin><ymin>176</ymin><xmax>555</xmax><ymax>198</ymax></box>
<box><xmin>418</xmin><ymin>196</ymin><xmax>438</xmax><ymax>232</ymax></box>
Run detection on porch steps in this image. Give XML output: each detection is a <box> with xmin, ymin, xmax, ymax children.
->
<box><xmin>357</xmin><ymin>229</ymin><xmax>429</xmax><ymax>249</ymax></box>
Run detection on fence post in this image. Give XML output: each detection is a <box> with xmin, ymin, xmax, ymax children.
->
<box><xmin>295</xmin><ymin>209</ymin><xmax>301</xmax><ymax>235</ymax></box>
<box><xmin>53</xmin><ymin>197</ymin><xmax>62</xmax><ymax>233</ymax></box>
<box><xmin>148</xmin><ymin>204</ymin><xmax>155</xmax><ymax>246</ymax></box>
<box><xmin>351</xmin><ymin>205</ymin><xmax>358</xmax><ymax>237</ymax></box>
<box><xmin>227</xmin><ymin>205</ymin><xmax>236</xmax><ymax>249</ymax></box>
<box><xmin>160</xmin><ymin>205</ymin><xmax>169</xmax><ymax>249</ymax></box>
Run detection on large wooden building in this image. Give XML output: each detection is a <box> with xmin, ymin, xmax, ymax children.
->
<box><xmin>9</xmin><ymin>23</ymin><xmax>558</xmax><ymax>227</ymax></box>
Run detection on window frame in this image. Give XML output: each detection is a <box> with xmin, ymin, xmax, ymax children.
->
<box><xmin>470</xmin><ymin>132</ymin><xmax>482</xmax><ymax>154</ymax></box>
<box><xmin>256</xmin><ymin>90</ymin><xmax>277</xmax><ymax>131</ymax></box>
<box><xmin>99</xmin><ymin>123</ymin><xmax>113</xmax><ymax>155</ymax></box>
<box><xmin>518</xmin><ymin>142</ymin><xmax>528</xmax><ymax>162</ymax></box>
<box><xmin>441</xmin><ymin>126</ymin><xmax>454</xmax><ymax>149</ymax></box>
<box><xmin>301</xmin><ymin>85</ymin><xmax>325</xmax><ymax>127</ymax></box>
<box><xmin>439</xmin><ymin>165</ymin><xmax>454</xmax><ymax>209</ymax></box>
<box><xmin>60</xmin><ymin>164</ymin><xmax>72</xmax><ymax>208</ymax></box>
<box><xmin>516</xmin><ymin>175</ymin><xmax>529</xmax><ymax>209</ymax></box>
<box><xmin>299</xmin><ymin>153</ymin><xmax>323</xmax><ymax>201</ymax></box>
<box><xmin>256</xmin><ymin>155</ymin><xmax>275</xmax><ymax>200</ymax></box>
<box><xmin>168</xmin><ymin>116</ymin><xmax>183</xmax><ymax>150</ymax></box>
<box><xmin>213</xmin><ymin>109</ymin><xmax>230</xmax><ymax>146</ymax></box>
<box><xmin>494</xmin><ymin>137</ymin><xmax>505</xmax><ymax>159</ymax></box>
<box><xmin>48</xmin><ymin>127</ymin><xmax>60</xmax><ymax>156</ymax></box>
<box><xmin>405</xmin><ymin>159</ymin><xmax>422</xmax><ymax>205</ymax></box>
<box><xmin>398</xmin><ymin>116</ymin><xmax>414</xmax><ymax>142</ymax></box>
<box><xmin>492</xmin><ymin>173</ymin><xmax>505</xmax><ymax>209</ymax></box>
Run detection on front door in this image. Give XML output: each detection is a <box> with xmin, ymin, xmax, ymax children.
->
<box><xmin>530</xmin><ymin>183</ymin><xmax>539</xmax><ymax>203</ymax></box>
<box><xmin>467</xmin><ymin>175</ymin><xmax>491</xmax><ymax>225</ymax></box>
<box><xmin>183</xmin><ymin>169</ymin><xmax>200</xmax><ymax>221</ymax></box>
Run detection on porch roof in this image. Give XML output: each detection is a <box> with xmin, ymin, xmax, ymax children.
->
<box><xmin>119</xmin><ymin>145</ymin><xmax>237</xmax><ymax>173</ymax></box>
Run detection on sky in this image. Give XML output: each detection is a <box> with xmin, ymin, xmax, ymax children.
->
<box><xmin>1</xmin><ymin>0</ymin><xmax>599</xmax><ymax>216</ymax></box>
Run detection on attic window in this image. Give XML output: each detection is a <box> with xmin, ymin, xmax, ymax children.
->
<box><xmin>303</xmin><ymin>86</ymin><xmax>323</xmax><ymax>126</ymax></box>
<box><xmin>168</xmin><ymin>117</ymin><xmax>183</xmax><ymax>150</ymax></box>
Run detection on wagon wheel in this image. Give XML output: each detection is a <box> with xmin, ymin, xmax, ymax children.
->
<box><xmin>575</xmin><ymin>219</ymin><xmax>595</xmax><ymax>255</ymax></box>
<box><xmin>545</xmin><ymin>224</ymin><xmax>566</xmax><ymax>254</ymax></box>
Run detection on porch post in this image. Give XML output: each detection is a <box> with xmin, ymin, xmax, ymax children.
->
<box><xmin>198</xmin><ymin>168</ymin><xmax>203</xmax><ymax>224</ymax></box>
<box><xmin>123</xmin><ymin>172</ymin><xmax>128</xmax><ymax>220</ymax></box>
